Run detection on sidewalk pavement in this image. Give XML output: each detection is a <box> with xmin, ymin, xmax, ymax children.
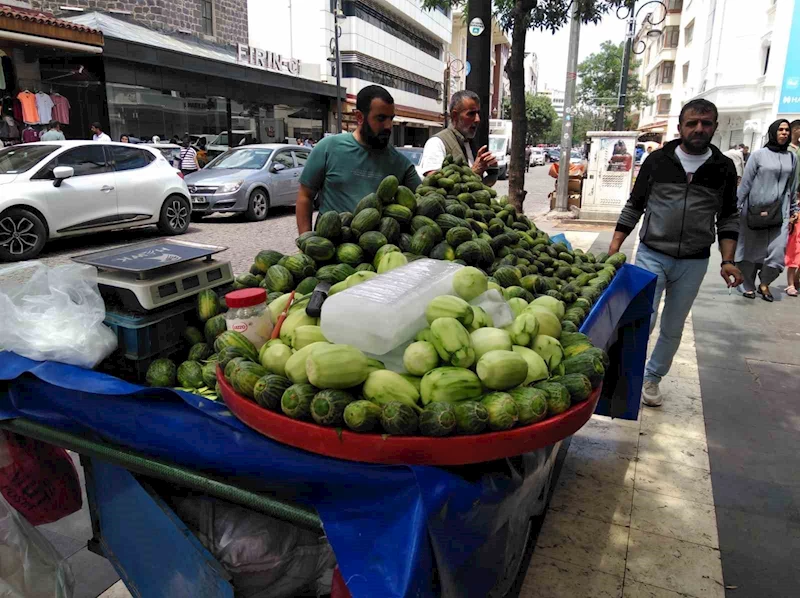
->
<box><xmin>519</xmin><ymin>225</ymin><xmax>800</xmax><ymax>598</ymax></box>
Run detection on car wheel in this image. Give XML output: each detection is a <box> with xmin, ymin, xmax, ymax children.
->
<box><xmin>246</xmin><ymin>188</ymin><xmax>269</xmax><ymax>222</ymax></box>
<box><xmin>0</xmin><ymin>208</ymin><xmax>47</xmax><ymax>262</ymax></box>
<box><xmin>158</xmin><ymin>195</ymin><xmax>191</xmax><ymax>235</ymax></box>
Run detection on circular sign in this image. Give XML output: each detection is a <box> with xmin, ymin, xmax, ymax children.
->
<box><xmin>465</xmin><ymin>61</ymin><xmax>471</xmax><ymax>77</ymax></box>
<box><xmin>469</xmin><ymin>17</ymin><xmax>485</xmax><ymax>36</ymax></box>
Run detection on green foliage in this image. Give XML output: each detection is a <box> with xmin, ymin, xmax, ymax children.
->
<box><xmin>502</xmin><ymin>93</ymin><xmax>558</xmax><ymax>144</ymax></box>
<box><xmin>577</xmin><ymin>40</ymin><xmax>650</xmax><ymax>128</ymax></box>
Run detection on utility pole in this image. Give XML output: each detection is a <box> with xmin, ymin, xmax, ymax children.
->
<box><xmin>555</xmin><ymin>1</ymin><xmax>581</xmax><ymax>212</ymax></box>
<box><xmin>466</xmin><ymin>0</ymin><xmax>492</xmax><ymax>151</ymax></box>
<box><xmin>333</xmin><ymin>1</ymin><xmax>343</xmax><ymax>134</ymax></box>
<box><xmin>615</xmin><ymin>0</ymin><xmax>636</xmax><ymax>130</ymax></box>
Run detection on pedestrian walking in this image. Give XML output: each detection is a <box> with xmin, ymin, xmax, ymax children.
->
<box><xmin>39</xmin><ymin>120</ymin><xmax>65</xmax><ymax>141</ymax></box>
<box><xmin>608</xmin><ymin>98</ymin><xmax>742</xmax><ymax>407</ymax></box>
<box><xmin>90</xmin><ymin>122</ymin><xmax>110</xmax><ymax>142</ymax></box>
<box><xmin>740</xmin><ymin>144</ymin><xmax>750</xmax><ymax>164</ymax></box>
<box><xmin>525</xmin><ymin>145</ymin><xmax>532</xmax><ymax>172</ymax></box>
<box><xmin>120</xmin><ymin>134</ymin><xmax>130</xmax><ymax>143</ymax></box>
<box><xmin>785</xmin><ymin>121</ymin><xmax>800</xmax><ymax>296</ymax></box>
<box><xmin>736</xmin><ymin>119</ymin><xmax>798</xmax><ymax>301</ymax></box>
<box><xmin>723</xmin><ymin>144</ymin><xmax>744</xmax><ymax>184</ymax></box>
<box><xmin>179</xmin><ymin>135</ymin><xmax>200</xmax><ymax>176</ymax></box>
<box><xmin>196</xmin><ymin>137</ymin><xmax>209</xmax><ymax>168</ymax></box>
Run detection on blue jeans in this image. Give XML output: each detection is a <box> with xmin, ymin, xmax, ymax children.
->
<box><xmin>635</xmin><ymin>243</ymin><xmax>708</xmax><ymax>383</ymax></box>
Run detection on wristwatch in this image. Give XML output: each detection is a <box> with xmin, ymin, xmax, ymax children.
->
<box><xmin>721</xmin><ymin>260</ymin><xmax>735</xmax><ymax>267</ymax></box>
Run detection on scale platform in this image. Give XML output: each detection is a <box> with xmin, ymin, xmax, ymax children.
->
<box><xmin>72</xmin><ymin>239</ymin><xmax>233</xmax><ymax>312</ymax></box>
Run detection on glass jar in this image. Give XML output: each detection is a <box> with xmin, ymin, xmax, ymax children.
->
<box><xmin>224</xmin><ymin>288</ymin><xmax>273</xmax><ymax>349</ymax></box>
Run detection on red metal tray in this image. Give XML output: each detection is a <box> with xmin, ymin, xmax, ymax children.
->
<box><xmin>218</xmin><ymin>366</ymin><xmax>600</xmax><ymax>466</ymax></box>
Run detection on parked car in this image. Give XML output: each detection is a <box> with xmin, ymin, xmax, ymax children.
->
<box><xmin>0</xmin><ymin>141</ymin><xmax>191</xmax><ymax>261</ymax></box>
<box><xmin>144</xmin><ymin>142</ymin><xmax>182</xmax><ymax>168</ymax></box>
<box><xmin>184</xmin><ymin>144</ymin><xmax>309</xmax><ymax>221</ymax></box>
<box><xmin>545</xmin><ymin>148</ymin><xmax>561</xmax><ymax>162</ymax></box>
<box><xmin>394</xmin><ymin>146</ymin><xmax>424</xmax><ymax>178</ymax></box>
<box><xmin>529</xmin><ymin>148</ymin><xmax>546</xmax><ymax>167</ymax></box>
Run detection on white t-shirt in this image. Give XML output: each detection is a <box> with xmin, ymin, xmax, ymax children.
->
<box><xmin>35</xmin><ymin>92</ymin><xmax>54</xmax><ymax>124</ymax></box>
<box><xmin>93</xmin><ymin>132</ymin><xmax>111</xmax><ymax>142</ymax></box>
<box><xmin>420</xmin><ymin>137</ymin><xmax>474</xmax><ymax>175</ymax></box>
<box><xmin>675</xmin><ymin>145</ymin><xmax>712</xmax><ymax>182</ymax></box>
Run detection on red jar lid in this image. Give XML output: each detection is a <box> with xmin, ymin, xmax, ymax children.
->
<box><xmin>225</xmin><ymin>288</ymin><xmax>267</xmax><ymax>308</ymax></box>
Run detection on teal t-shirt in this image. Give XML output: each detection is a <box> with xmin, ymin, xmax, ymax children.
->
<box><xmin>299</xmin><ymin>133</ymin><xmax>421</xmax><ymax>214</ymax></box>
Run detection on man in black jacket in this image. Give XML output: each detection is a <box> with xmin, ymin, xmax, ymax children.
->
<box><xmin>608</xmin><ymin>99</ymin><xmax>743</xmax><ymax>407</ymax></box>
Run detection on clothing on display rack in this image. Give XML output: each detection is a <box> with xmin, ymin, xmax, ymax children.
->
<box><xmin>50</xmin><ymin>93</ymin><xmax>70</xmax><ymax>125</ymax></box>
<box><xmin>21</xmin><ymin>126</ymin><xmax>39</xmax><ymax>144</ymax></box>
<box><xmin>12</xmin><ymin>97</ymin><xmax>21</xmax><ymax>122</ymax></box>
<box><xmin>0</xmin><ymin>115</ymin><xmax>20</xmax><ymax>141</ymax></box>
<box><xmin>35</xmin><ymin>91</ymin><xmax>54</xmax><ymax>123</ymax></box>
<box><xmin>1</xmin><ymin>95</ymin><xmax>12</xmax><ymax>118</ymax></box>
<box><xmin>16</xmin><ymin>91</ymin><xmax>38</xmax><ymax>124</ymax></box>
<box><xmin>0</xmin><ymin>51</ymin><xmax>6</xmax><ymax>91</ymax></box>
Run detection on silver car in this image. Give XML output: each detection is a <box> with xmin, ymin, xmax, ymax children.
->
<box><xmin>185</xmin><ymin>144</ymin><xmax>308</xmax><ymax>221</ymax></box>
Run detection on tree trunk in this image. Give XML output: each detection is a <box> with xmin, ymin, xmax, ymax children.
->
<box><xmin>506</xmin><ymin>3</ymin><xmax>531</xmax><ymax>213</ymax></box>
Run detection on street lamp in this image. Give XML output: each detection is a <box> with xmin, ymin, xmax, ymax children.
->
<box><xmin>442</xmin><ymin>55</ymin><xmax>464</xmax><ymax>128</ymax></box>
<box><xmin>614</xmin><ymin>0</ymin><xmax>666</xmax><ymax>130</ymax></box>
<box><xmin>327</xmin><ymin>1</ymin><xmax>346</xmax><ymax>133</ymax></box>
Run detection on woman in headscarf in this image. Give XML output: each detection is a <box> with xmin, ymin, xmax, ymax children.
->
<box><xmin>736</xmin><ymin>119</ymin><xmax>798</xmax><ymax>301</ymax></box>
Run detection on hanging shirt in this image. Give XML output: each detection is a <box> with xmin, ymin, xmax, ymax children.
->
<box><xmin>16</xmin><ymin>91</ymin><xmax>39</xmax><ymax>125</ymax></box>
<box><xmin>35</xmin><ymin>92</ymin><xmax>54</xmax><ymax>124</ymax></box>
<box><xmin>51</xmin><ymin>94</ymin><xmax>71</xmax><ymax>125</ymax></box>
<box><xmin>22</xmin><ymin>127</ymin><xmax>39</xmax><ymax>143</ymax></box>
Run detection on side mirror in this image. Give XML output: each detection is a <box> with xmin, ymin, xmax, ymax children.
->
<box><xmin>52</xmin><ymin>166</ymin><xmax>74</xmax><ymax>188</ymax></box>
<box><xmin>271</xmin><ymin>163</ymin><xmax>286</xmax><ymax>173</ymax></box>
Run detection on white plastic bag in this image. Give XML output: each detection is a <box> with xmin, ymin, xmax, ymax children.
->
<box><xmin>0</xmin><ymin>261</ymin><xmax>117</xmax><ymax>368</ymax></box>
<box><xmin>0</xmin><ymin>493</ymin><xmax>74</xmax><ymax>598</ymax></box>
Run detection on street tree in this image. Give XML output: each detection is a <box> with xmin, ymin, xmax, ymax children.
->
<box><xmin>422</xmin><ymin>0</ymin><xmax>626</xmax><ymax>211</ymax></box>
<box><xmin>502</xmin><ymin>93</ymin><xmax>558</xmax><ymax>144</ymax></box>
<box><xmin>577</xmin><ymin>40</ymin><xmax>649</xmax><ymax>129</ymax></box>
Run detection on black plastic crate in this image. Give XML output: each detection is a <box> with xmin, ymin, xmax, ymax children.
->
<box><xmin>104</xmin><ymin>299</ymin><xmax>197</xmax><ymax>361</ymax></box>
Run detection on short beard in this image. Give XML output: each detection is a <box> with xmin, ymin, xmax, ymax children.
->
<box><xmin>360</xmin><ymin>122</ymin><xmax>391</xmax><ymax>149</ymax></box>
<box><xmin>682</xmin><ymin>135</ymin><xmax>711</xmax><ymax>153</ymax></box>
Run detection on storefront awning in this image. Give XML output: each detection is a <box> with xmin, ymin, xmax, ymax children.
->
<box><xmin>0</xmin><ymin>4</ymin><xmax>103</xmax><ymax>51</ymax></box>
<box><xmin>65</xmin><ymin>12</ymin><xmax>342</xmax><ymax>100</ymax></box>
<box><xmin>638</xmin><ymin>120</ymin><xmax>668</xmax><ymax>132</ymax></box>
<box><xmin>395</xmin><ymin>116</ymin><xmax>443</xmax><ymax>128</ymax></box>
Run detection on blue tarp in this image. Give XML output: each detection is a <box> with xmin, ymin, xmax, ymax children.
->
<box><xmin>0</xmin><ymin>263</ymin><xmax>655</xmax><ymax>598</ymax></box>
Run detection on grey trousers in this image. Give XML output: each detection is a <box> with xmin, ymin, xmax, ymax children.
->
<box><xmin>738</xmin><ymin>261</ymin><xmax>781</xmax><ymax>292</ymax></box>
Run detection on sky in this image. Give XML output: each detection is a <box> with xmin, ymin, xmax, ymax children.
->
<box><xmin>526</xmin><ymin>12</ymin><xmax>630</xmax><ymax>92</ymax></box>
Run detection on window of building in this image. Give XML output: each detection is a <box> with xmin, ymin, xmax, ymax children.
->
<box><xmin>657</xmin><ymin>94</ymin><xmax>672</xmax><ymax>114</ymax></box>
<box><xmin>658</xmin><ymin>61</ymin><xmax>675</xmax><ymax>84</ymax></box>
<box><xmin>341</xmin><ymin>63</ymin><xmax>439</xmax><ymax>100</ymax></box>
<box><xmin>644</xmin><ymin>46</ymin><xmax>651</xmax><ymax>67</ymax></box>
<box><xmin>342</xmin><ymin>1</ymin><xmax>442</xmax><ymax>60</ymax></box>
<box><xmin>646</xmin><ymin>74</ymin><xmax>651</xmax><ymax>90</ymax></box>
<box><xmin>763</xmin><ymin>44</ymin><xmax>771</xmax><ymax>75</ymax></box>
<box><xmin>201</xmin><ymin>0</ymin><xmax>214</xmax><ymax>36</ymax></box>
<box><xmin>667</xmin><ymin>0</ymin><xmax>683</xmax><ymax>11</ymax></box>
<box><xmin>661</xmin><ymin>26</ymin><xmax>680</xmax><ymax>49</ymax></box>
<box><xmin>684</xmin><ymin>20</ymin><xmax>694</xmax><ymax>45</ymax></box>
<box><xmin>682</xmin><ymin>62</ymin><xmax>690</xmax><ymax>84</ymax></box>
<box><xmin>110</xmin><ymin>146</ymin><xmax>154</xmax><ymax>171</ymax></box>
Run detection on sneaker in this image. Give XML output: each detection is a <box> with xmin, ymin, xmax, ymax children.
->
<box><xmin>641</xmin><ymin>380</ymin><xmax>663</xmax><ymax>407</ymax></box>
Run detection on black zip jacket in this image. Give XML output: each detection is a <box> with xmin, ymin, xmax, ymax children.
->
<box><xmin>616</xmin><ymin>139</ymin><xmax>740</xmax><ymax>259</ymax></box>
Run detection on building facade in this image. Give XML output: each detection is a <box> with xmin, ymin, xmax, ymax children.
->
<box><xmin>635</xmin><ymin>0</ymin><xmax>799</xmax><ymax>151</ymax></box>
<box><xmin>525</xmin><ymin>52</ymin><xmax>539</xmax><ymax>95</ymax></box>
<box><xmin>1</xmin><ymin>1</ymin><xmax>339</xmax><ymax>147</ymax></box>
<box><xmin>537</xmin><ymin>86</ymin><xmax>565</xmax><ymax>118</ymax></box>
<box><xmin>250</xmin><ymin>0</ymin><xmax>450</xmax><ymax>146</ymax></box>
<box><xmin>449</xmin><ymin>10</ymin><xmax>511</xmax><ymax>119</ymax></box>
<box><xmin>31</xmin><ymin>0</ymin><xmax>248</xmax><ymax>46</ymax></box>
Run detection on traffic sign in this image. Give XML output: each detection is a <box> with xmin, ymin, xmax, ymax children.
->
<box><xmin>469</xmin><ymin>18</ymin><xmax>485</xmax><ymax>36</ymax></box>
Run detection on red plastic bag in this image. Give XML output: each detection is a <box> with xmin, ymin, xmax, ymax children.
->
<box><xmin>0</xmin><ymin>431</ymin><xmax>82</xmax><ymax>526</ymax></box>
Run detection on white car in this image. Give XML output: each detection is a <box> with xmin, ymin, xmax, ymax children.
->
<box><xmin>529</xmin><ymin>148</ymin><xmax>546</xmax><ymax>167</ymax></box>
<box><xmin>0</xmin><ymin>141</ymin><xmax>191</xmax><ymax>262</ymax></box>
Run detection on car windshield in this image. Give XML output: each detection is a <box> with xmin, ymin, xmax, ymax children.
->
<box><xmin>488</xmin><ymin>136</ymin><xmax>506</xmax><ymax>153</ymax></box>
<box><xmin>207</xmin><ymin>148</ymin><xmax>273</xmax><ymax>170</ymax></box>
<box><xmin>0</xmin><ymin>145</ymin><xmax>59</xmax><ymax>174</ymax></box>
<box><xmin>396</xmin><ymin>147</ymin><xmax>423</xmax><ymax>165</ymax></box>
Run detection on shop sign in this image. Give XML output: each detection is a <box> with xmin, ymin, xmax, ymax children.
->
<box><xmin>780</xmin><ymin>0</ymin><xmax>800</xmax><ymax>113</ymax></box>
<box><xmin>237</xmin><ymin>44</ymin><xmax>301</xmax><ymax>75</ymax></box>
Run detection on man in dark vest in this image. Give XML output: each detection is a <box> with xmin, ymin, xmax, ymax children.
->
<box><xmin>420</xmin><ymin>90</ymin><xmax>498</xmax><ymax>186</ymax></box>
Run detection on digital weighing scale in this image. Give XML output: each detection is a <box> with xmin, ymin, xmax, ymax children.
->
<box><xmin>72</xmin><ymin>239</ymin><xmax>234</xmax><ymax>312</ymax></box>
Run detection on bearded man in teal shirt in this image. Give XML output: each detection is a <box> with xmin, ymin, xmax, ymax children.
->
<box><xmin>296</xmin><ymin>85</ymin><xmax>421</xmax><ymax>234</ymax></box>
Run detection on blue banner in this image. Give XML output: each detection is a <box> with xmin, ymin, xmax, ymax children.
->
<box><xmin>779</xmin><ymin>0</ymin><xmax>800</xmax><ymax>113</ymax></box>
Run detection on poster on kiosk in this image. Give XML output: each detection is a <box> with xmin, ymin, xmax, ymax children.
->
<box><xmin>580</xmin><ymin>131</ymin><xmax>640</xmax><ymax>222</ymax></box>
